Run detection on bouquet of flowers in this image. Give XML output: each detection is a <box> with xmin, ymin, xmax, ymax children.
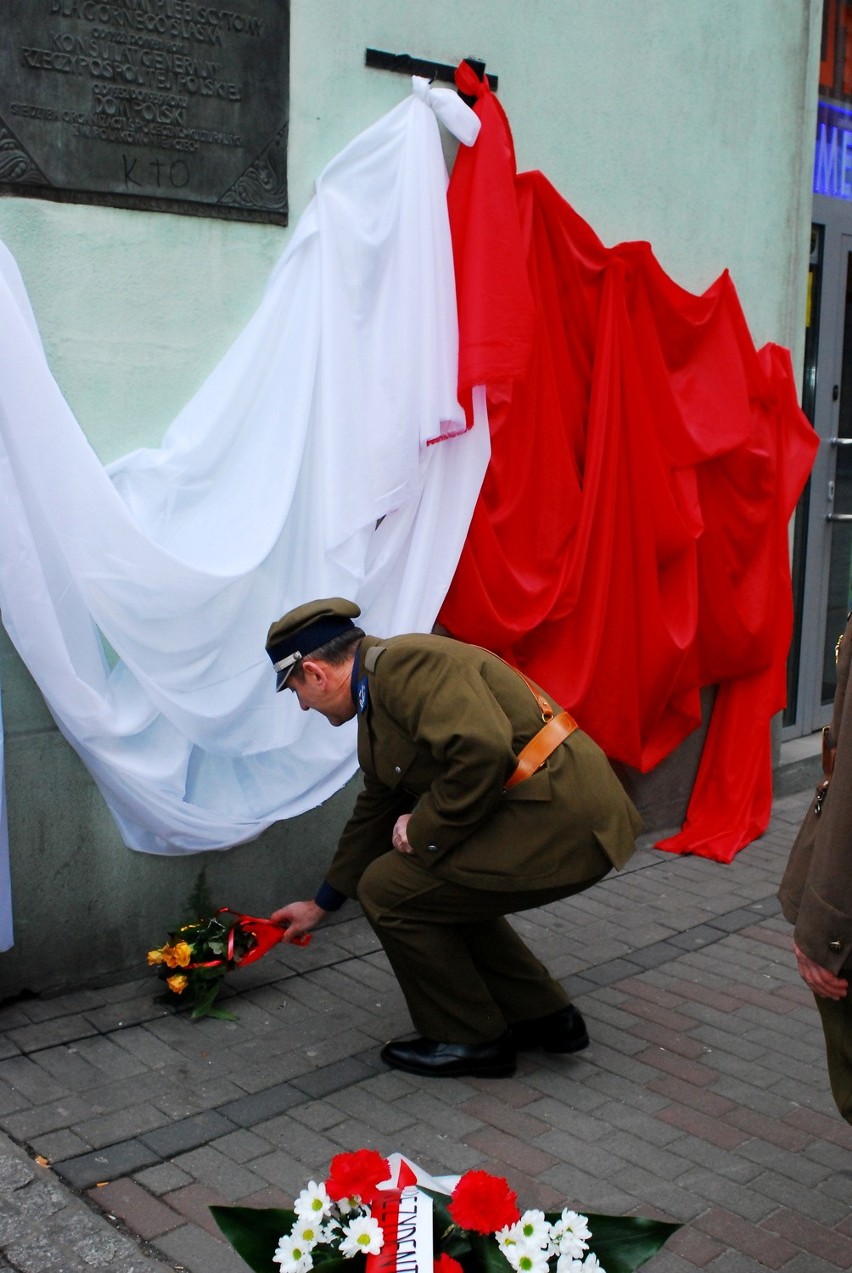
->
<box><xmin>147</xmin><ymin>907</ymin><xmax>310</xmax><ymax>1020</ymax></box>
<box><xmin>211</xmin><ymin>1149</ymin><xmax>680</xmax><ymax>1273</ymax></box>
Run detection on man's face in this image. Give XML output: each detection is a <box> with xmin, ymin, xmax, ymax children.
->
<box><xmin>288</xmin><ymin>659</ymin><xmax>356</xmax><ymax>727</ymax></box>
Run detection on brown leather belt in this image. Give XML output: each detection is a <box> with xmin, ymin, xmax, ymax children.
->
<box><xmin>504</xmin><ymin>709</ymin><xmax>579</xmax><ymax>788</ymax></box>
<box><xmin>503</xmin><ymin>665</ymin><xmax>579</xmax><ymax>789</ymax></box>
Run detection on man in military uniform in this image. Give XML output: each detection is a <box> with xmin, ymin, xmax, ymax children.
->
<box><xmin>780</xmin><ymin>614</ymin><xmax>852</xmax><ymax>1123</ymax></box>
<box><xmin>267</xmin><ymin>598</ymin><xmax>642</xmax><ymax>1078</ymax></box>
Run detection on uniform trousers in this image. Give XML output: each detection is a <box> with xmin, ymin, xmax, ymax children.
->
<box><xmin>356</xmin><ymin>837</ymin><xmax>611</xmax><ymax>1043</ymax></box>
<box><xmin>814</xmin><ymin>965</ymin><xmax>852</xmax><ymax>1124</ymax></box>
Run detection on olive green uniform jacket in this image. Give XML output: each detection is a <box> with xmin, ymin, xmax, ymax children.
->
<box><xmin>779</xmin><ymin>615</ymin><xmax>852</xmax><ymax>975</ymax></box>
<box><xmin>324</xmin><ymin>634</ymin><xmax>642</xmax><ymax>899</ymax></box>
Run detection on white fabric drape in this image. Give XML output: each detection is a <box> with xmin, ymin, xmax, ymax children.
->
<box><xmin>0</xmin><ymin>678</ymin><xmax>11</xmax><ymax>951</ymax></box>
<box><xmin>0</xmin><ymin>79</ymin><xmax>488</xmax><ymax>860</ymax></box>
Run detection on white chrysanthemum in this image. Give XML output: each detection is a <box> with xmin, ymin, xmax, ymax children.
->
<box><xmin>581</xmin><ymin>1255</ymin><xmax>604</xmax><ymax>1271</ymax></box>
<box><xmin>516</xmin><ymin>1210</ymin><xmax>550</xmax><ymax>1248</ymax></box>
<box><xmin>510</xmin><ymin>1239</ymin><xmax>551</xmax><ymax>1273</ymax></box>
<box><xmin>339</xmin><ymin>1215</ymin><xmax>384</xmax><ymax>1257</ymax></box>
<box><xmin>336</xmin><ymin>1194</ymin><xmax>362</xmax><ymax>1216</ymax></box>
<box><xmin>555</xmin><ymin>1259</ymin><xmax>584</xmax><ymax>1273</ymax></box>
<box><xmin>291</xmin><ymin>1216</ymin><xmax>323</xmax><ymax>1250</ymax></box>
<box><xmin>273</xmin><ymin>1233</ymin><xmax>314</xmax><ymax>1273</ymax></box>
<box><xmin>293</xmin><ymin>1180</ymin><xmax>334</xmax><ymax>1220</ymax></box>
<box><xmin>495</xmin><ymin>1223</ymin><xmax>522</xmax><ymax>1256</ymax></box>
<box><xmin>318</xmin><ymin>1220</ymin><xmax>341</xmax><ymax>1243</ymax></box>
<box><xmin>552</xmin><ymin>1210</ymin><xmax>591</xmax><ymax>1259</ymax></box>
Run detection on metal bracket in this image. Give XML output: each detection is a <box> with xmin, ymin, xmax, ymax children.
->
<box><xmin>364</xmin><ymin>49</ymin><xmax>497</xmax><ymax>93</ymax></box>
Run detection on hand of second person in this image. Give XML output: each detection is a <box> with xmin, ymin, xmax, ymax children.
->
<box><xmin>794</xmin><ymin>942</ymin><xmax>849</xmax><ymax>1000</ymax></box>
<box><xmin>392</xmin><ymin>813</ymin><xmax>413</xmax><ymax>854</ymax></box>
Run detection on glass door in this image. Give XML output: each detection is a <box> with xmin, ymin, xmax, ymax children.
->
<box><xmin>788</xmin><ymin>207</ymin><xmax>852</xmax><ymax>737</ymax></box>
<box><xmin>822</xmin><ymin>236</ymin><xmax>852</xmax><ymax>702</ymax></box>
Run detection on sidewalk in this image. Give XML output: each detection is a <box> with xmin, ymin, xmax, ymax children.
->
<box><xmin>1</xmin><ymin>778</ymin><xmax>851</xmax><ymax>1273</ymax></box>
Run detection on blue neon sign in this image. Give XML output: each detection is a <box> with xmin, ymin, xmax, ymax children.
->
<box><xmin>814</xmin><ymin>101</ymin><xmax>852</xmax><ymax>198</ymax></box>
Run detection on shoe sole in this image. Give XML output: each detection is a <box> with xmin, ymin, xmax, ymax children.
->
<box><xmin>381</xmin><ymin>1053</ymin><xmax>517</xmax><ymax>1079</ymax></box>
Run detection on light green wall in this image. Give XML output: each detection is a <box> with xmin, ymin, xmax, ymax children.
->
<box><xmin>0</xmin><ymin>0</ymin><xmax>821</xmax><ymax>459</ymax></box>
<box><xmin>0</xmin><ymin>0</ymin><xmax>823</xmax><ymax>994</ymax></box>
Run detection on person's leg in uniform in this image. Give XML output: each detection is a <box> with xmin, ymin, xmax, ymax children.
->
<box><xmin>357</xmin><ymin>839</ymin><xmax>610</xmax><ymax>1075</ymax></box>
<box><xmin>814</xmin><ymin>973</ymin><xmax>852</xmax><ymax>1124</ymax></box>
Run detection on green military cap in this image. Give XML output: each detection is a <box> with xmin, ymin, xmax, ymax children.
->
<box><xmin>266</xmin><ymin>597</ymin><xmax>361</xmax><ymax>691</ymax></box>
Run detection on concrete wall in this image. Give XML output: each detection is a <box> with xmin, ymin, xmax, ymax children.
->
<box><xmin>0</xmin><ymin>0</ymin><xmax>823</xmax><ymax>996</ymax></box>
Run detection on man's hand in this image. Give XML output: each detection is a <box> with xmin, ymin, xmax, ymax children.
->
<box><xmin>271</xmin><ymin>900</ymin><xmax>328</xmax><ymax>942</ymax></box>
<box><xmin>794</xmin><ymin>942</ymin><xmax>849</xmax><ymax>1000</ymax></box>
<box><xmin>392</xmin><ymin>813</ymin><xmax>413</xmax><ymax>854</ymax></box>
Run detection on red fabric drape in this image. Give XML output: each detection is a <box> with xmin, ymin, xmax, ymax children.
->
<box><xmin>439</xmin><ymin>63</ymin><xmax>818</xmax><ymax>861</ymax></box>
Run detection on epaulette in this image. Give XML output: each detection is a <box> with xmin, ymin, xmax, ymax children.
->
<box><xmin>364</xmin><ymin>645</ymin><xmax>387</xmax><ymax>673</ymax></box>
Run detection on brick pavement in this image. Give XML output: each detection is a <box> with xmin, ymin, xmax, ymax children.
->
<box><xmin>0</xmin><ymin>783</ymin><xmax>850</xmax><ymax>1272</ymax></box>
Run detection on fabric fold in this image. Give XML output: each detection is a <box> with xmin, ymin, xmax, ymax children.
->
<box><xmin>438</xmin><ymin>66</ymin><xmax>818</xmax><ymax>861</ymax></box>
<box><xmin>0</xmin><ymin>79</ymin><xmax>486</xmax><ymax>855</ymax></box>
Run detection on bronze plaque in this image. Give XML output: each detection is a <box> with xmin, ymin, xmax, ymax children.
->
<box><xmin>0</xmin><ymin>1</ymin><xmax>289</xmax><ymax>223</ymax></box>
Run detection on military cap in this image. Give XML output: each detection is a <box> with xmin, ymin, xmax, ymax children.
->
<box><xmin>266</xmin><ymin>597</ymin><xmax>361</xmax><ymax>691</ymax></box>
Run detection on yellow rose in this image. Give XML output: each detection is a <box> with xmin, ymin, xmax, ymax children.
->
<box><xmin>147</xmin><ymin>948</ymin><xmax>166</xmax><ymax>966</ymax></box>
<box><xmin>170</xmin><ymin>941</ymin><xmax>194</xmax><ymax>968</ymax></box>
<box><xmin>162</xmin><ymin>941</ymin><xmax>194</xmax><ymax>969</ymax></box>
<box><xmin>166</xmin><ymin>973</ymin><xmax>189</xmax><ymax>994</ymax></box>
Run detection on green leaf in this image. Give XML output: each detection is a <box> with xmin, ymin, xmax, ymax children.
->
<box><xmin>583</xmin><ymin>1213</ymin><xmax>682</xmax><ymax>1273</ymax></box>
<box><xmin>470</xmin><ymin>1230</ymin><xmax>515</xmax><ymax>1273</ymax></box>
<box><xmin>311</xmin><ymin>1255</ymin><xmax>365</xmax><ymax>1273</ymax></box>
<box><xmin>210</xmin><ymin>1205</ymin><xmax>296</xmax><ymax>1272</ymax></box>
<box><xmin>192</xmin><ymin>1001</ymin><xmax>237</xmax><ymax>1021</ymax></box>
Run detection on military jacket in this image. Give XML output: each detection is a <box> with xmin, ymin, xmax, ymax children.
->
<box><xmin>325</xmin><ymin>634</ymin><xmax>642</xmax><ymax>898</ymax></box>
<box><xmin>780</xmin><ymin>615</ymin><xmax>852</xmax><ymax>974</ymax></box>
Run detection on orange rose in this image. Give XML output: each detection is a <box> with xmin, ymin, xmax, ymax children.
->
<box><xmin>162</xmin><ymin>941</ymin><xmax>193</xmax><ymax>968</ymax></box>
<box><xmin>166</xmin><ymin>973</ymin><xmax>189</xmax><ymax>994</ymax></box>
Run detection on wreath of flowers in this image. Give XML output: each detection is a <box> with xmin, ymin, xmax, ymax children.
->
<box><xmin>147</xmin><ymin>908</ymin><xmax>310</xmax><ymax>1020</ymax></box>
<box><xmin>211</xmin><ymin>1149</ymin><xmax>680</xmax><ymax>1273</ymax></box>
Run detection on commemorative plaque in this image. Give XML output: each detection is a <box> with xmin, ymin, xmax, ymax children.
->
<box><xmin>0</xmin><ymin>1</ymin><xmax>289</xmax><ymax>223</ymax></box>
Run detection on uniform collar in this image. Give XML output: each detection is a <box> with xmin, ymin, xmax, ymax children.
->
<box><xmin>351</xmin><ymin>648</ymin><xmax>369</xmax><ymax>714</ymax></box>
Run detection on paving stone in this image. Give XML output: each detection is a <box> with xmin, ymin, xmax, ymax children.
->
<box><xmin>153</xmin><ymin>1219</ymin><xmax>251</xmax><ymax>1272</ymax></box>
<box><xmin>28</xmin><ymin>1128</ymin><xmax>91</xmax><ymax>1163</ymax></box>
<box><xmin>216</xmin><ymin>1081</ymin><xmax>304</xmax><ymax>1126</ymax></box>
<box><xmin>289</xmin><ymin>1054</ymin><xmax>382</xmax><ymax>1098</ymax></box>
<box><xmin>760</xmin><ymin>1206</ymin><xmax>852</xmax><ymax>1266</ymax></box>
<box><xmin>463</xmin><ymin>1125</ymin><xmax>561</xmax><ymax>1175</ymax></box>
<box><xmin>133</xmin><ymin>1159</ymin><xmax>195</xmax><ymax>1195</ymax></box>
<box><xmin>171</xmin><ymin>1144</ymin><xmax>269</xmax><ymax>1202</ymax></box>
<box><xmin>72</xmin><ymin>1102</ymin><xmax>173</xmax><ymax>1150</ymax></box>
<box><xmin>655</xmin><ymin>1103</ymin><xmax>751</xmax><ymax>1150</ymax></box>
<box><xmin>159</xmin><ymin>1180</ymin><xmax>232</xmax><ymax>1238</ymax></box>
<box><xmin>54</xmin><ymin>1139</ymin><xmax>162</xmax><ymax>1190</ymax></box>
<box><xmin>2</xmin><ymin>1017</ymin><xmax>100</xmax><ymax>1053</ymax></box>
<box><xmin>87</xmin><ymin>1177</ymin><xmax>184</xmax><ymax>1239</ymax></box>
<box><xmin>694</xmin><ymin>1206</ymin><xmax>800</xmax><ymax>1267</ymax></box>
<box><xmin>140</xmin><ymin>1109</ymin><xmax>239</xmax><ymax>1158</ymax></box>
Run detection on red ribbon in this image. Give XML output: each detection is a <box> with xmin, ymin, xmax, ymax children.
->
<box><xmin>187</xmin><ymin>908</ymin><xmax>310</xmax><ymax>970</ymax></box>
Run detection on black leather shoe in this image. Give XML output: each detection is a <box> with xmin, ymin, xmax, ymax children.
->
<box><xmin>380</xmin><ymin>1033</ymin><xmax>516</xmax><ymax>1078</ymax></box>
<box><xmin>511</xmin><ymin>1005</ymin><xmax>590</xmax><ymax>1053</ymax></box>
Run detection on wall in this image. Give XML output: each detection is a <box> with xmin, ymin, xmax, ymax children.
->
<box><xmin>0</xmin><ymin>0</ymin><xmax>823</xmax><ymax>996</ymax></box>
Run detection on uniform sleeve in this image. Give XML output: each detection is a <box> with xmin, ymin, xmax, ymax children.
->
<box><xmin>790</xmin><ymin>616</ymin><xmax>852</xmax><ymax>974</ymax></box>
<box><xmin>375</xmin><ymin>649</ymin><xmax>518</xmax><ymax>856</ymax></box>
<box><xmin>324</xmin><ymin>771</ymin><xmax>414</xmax><ymax>898</ymax></box>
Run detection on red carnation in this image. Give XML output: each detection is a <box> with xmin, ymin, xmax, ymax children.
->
<box><xmin>448</xmin><ymin>1170</ymin><xmax>520</xmax><ymax>1233</ymax></box>
<box><xmin>325</xmin><ymin>1149</ymin><xmax>390</xmax><ymax>1204</ymax></box>
<box><xmin>434</xmin><ymin>1256</ymin><xmax>464</xmax><ymax>1273</ymax></box>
